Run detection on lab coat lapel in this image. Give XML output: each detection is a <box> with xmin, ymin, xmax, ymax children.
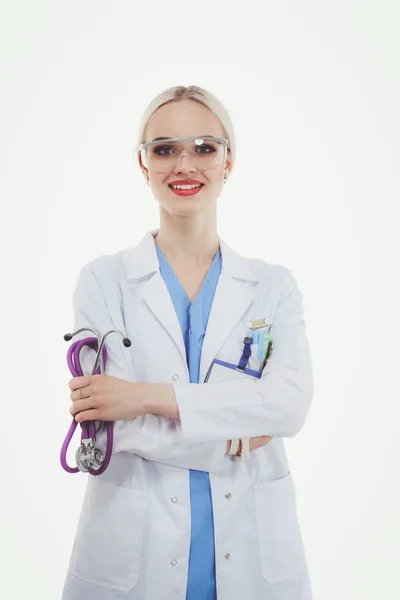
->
<box><xmin>199</xmin><ymin>237</ymin><xmax>259</xmax><ymax>382</ymax></box>
<box><xmin>125</xmin><ymin>230</ymin><xmax>187</xmax><ymax>370</ymax></box>
<box><xmin>140</xmin><ymin>272</ymin><xmax>187</xmax><ymax>368</ymax></box>
<box><xmin>199</xmin><ymin>273</ymin><xmax>255</xmax><ymax>383</ymax></box>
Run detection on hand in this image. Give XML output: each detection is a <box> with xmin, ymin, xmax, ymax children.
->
<box><xmin>69</xmin><ymin>374</ymin><xmax>145</xmax><ymax>423</ymax></box>
<box><xmin>225</xmin><ymin>436</ymin><xmax>273</xmax><ymax>454</ymax></box>
<box><xmin>249</xmin><ymin>435</ymin><xmax>273</xmax><ymax>451</ymax></box>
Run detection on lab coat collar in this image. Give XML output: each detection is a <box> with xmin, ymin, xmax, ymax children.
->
<box><xmin>122</xmin><ymin>229</ymin><xmax>260</xmax><ymax>382</ymax></box>
<box><xmin>124</xmin><ymin>229</ymin><xmax>260</xmax><ymax>282</ymax></box>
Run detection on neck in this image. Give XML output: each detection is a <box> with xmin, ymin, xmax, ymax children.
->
<box><xmin>154</xmin><ymin>219</ymin><xmax>219</xmax><ymax>269</ymax></box>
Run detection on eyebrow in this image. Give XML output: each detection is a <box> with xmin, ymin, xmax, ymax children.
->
<box><xmin>151</xmin><ymin>135</ymin><xmax>214</xmax><ymax>142</ymax></box>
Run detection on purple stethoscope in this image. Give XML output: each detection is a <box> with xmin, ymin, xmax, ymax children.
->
<box><xmin>60</xmin><ymin>327</ymin><xmax>132</xmax><ymax>475</ymax></box>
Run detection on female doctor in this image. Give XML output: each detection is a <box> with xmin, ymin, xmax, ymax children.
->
<box><xmin>62</xmin><ymin>85</ymin><xmax>314</xmax><ymax>600</ymax></box>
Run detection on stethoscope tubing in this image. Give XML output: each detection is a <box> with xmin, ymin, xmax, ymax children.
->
<box><xmin>60</xmin><ymin>336</ymin><xmax>112</xmax><ymax>475</ymax></box>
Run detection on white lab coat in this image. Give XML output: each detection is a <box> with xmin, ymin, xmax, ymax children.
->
<box><xmin>62</xmin><ymin>229</ymin><xmax>314</xmax><ymax>600</ymax></box>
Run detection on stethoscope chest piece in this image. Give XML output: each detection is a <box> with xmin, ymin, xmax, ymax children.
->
<box><xmin>75</xmin><ymin>440</ymin><xmax>105</xmax><ymax>472</ymax></box>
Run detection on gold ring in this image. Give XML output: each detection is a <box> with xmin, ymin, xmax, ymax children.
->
<box><xmin>79</xmin><ymin>387</ymin><xmax>84</xmax><ymax>400</ymax></box>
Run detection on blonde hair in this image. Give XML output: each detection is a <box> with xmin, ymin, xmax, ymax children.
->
<box><xmin>136</xmin><ymin>85</ymin><xmax>236</xmax><ymax>171</ymax></box>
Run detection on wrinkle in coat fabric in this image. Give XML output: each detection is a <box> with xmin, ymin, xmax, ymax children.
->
<box><xmin>154</xmin><ymin>234</ymin><xmax>222</xmax><ymax>600</ymax></box>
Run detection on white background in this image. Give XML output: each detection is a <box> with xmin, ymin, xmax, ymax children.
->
<box><xmin>1</xmin><ymin>1</ymin><xmax>399</xmax><ymax>598</ymax></box>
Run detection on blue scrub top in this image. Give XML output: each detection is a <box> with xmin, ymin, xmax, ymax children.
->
<box><xmin>154</xmin><ymin>234</ymin><xmax>222</xmax><ymax>600</ymax></box>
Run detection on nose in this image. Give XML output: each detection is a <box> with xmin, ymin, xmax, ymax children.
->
<box><xmin>173</xmin><ymin>152</ymin><xmax>196</xmax><ymax>174</ymax></box>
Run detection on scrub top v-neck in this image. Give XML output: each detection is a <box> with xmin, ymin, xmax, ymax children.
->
<box><xmin>154</xmin><ymin>233</ymin><xmax>222</xmax><ymax>600</ymax></box>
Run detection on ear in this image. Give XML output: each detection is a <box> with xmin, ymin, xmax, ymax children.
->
<box><xmin>224</xmin><ymin>152</ymin><xmax>232</xmax><ymax>179</ymax></box>
<box><xmin>138</xmin><ymin>152</ymin><xmax>149</xmax><ymax>181</ymax></box>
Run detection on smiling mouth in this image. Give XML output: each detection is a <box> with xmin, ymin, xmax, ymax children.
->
<box><xmin>168</xmin><ymin>183</ymin><xmax>204</xmax><ymax>190</ymax></box>
<box><xmin>168</xmin><ymin>183</ymin><xmax>205</xmax><ymax>197</ymax></box>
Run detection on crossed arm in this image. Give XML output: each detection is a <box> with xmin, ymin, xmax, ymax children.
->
<box><xmin>69</xmin><ymin>372</ymin><xmax>271</xmax><ymax>465</ymax></box>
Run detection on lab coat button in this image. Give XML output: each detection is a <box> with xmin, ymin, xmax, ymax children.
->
<box><xmin>172</xmin><ymin>374</ymin><xmax>179</xmax><ymax>381</ymax></box>
<box><xmin>225</xmin><ymin>553</ymin><xmax>231</xmax><ymax>560</ymax></box>
<box><xmin>171</xmin><ymin>496</ymin><xmax>178</xmax><ymax>503</ymax></box>
<box><xmin>225</xmin><ymin>493</ymin><xmax>231</xmax><ymax>499</ymax></box>
<box><xmin>171</xmin><ymin>559</ymin><xmax>177</xmax><ymax>566</ymax></box>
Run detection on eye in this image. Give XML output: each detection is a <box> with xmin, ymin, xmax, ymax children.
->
<box><xmin>195</xmin><ymin>144</ymin><xmax>216</xmax><ymax>155</ymax></box>
<box><xmin>152</xmin><ymin>145</ymin><xmax>175</xmax><ymax>157</ymax></box>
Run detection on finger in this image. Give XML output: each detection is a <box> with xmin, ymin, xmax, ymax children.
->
<box><xmin>68</xmin><ymin>376</ymin><xmax>93</xmax><ymax>391</ymax></box>
<box><xmin>71</xmin><ymin>387</ymin><xmax>92</xmax><ymax>402</ymax></box>
<box><xmin>70</xmin><ymin>398</ymin><xmax>95</xmax><ymax>416</ymax></box>
<box><xmin>74</xmin><ymin>409</ymin><xmax>101</xmax><ymax>423</ymax></box>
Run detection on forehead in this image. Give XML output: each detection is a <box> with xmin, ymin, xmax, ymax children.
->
<box><xmin>144</xmin><ymin>100</ymin><xmax>224</xmax><ymax>142</ymax></box>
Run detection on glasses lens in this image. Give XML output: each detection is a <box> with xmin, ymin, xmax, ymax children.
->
<box><xmin>142</xmin><ymin>138</ymin><xmax>226</xmax><ymax>173</ymax></box>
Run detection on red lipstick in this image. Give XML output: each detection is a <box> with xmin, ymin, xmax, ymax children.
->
<box><xmin>168</xmin><ymin>180</ymin><xmax>204</xmax><ymax>197</ymax></box>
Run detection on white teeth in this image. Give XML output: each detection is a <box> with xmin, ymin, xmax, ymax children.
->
<box><xmin>171</xmin><ymin>183</ymin><xmax>202</xmax><ymax>190</ymax></box>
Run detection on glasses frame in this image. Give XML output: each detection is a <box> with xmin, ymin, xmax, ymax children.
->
<box><xmin>137</xmin><ymin>135</ymin><xmax>230</xmax><ymax>154</ymax></box>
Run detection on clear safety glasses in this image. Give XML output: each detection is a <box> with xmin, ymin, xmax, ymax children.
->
<box><xmin>137</xmin><ymin>136</ymin><xmax>229</xmax><ymax>173</ymax></box>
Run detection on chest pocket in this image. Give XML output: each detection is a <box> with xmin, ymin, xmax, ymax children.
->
<box><xmin>240</xmin><ymin>313</ymin><xmax>274</xmax><ymax>374</ymax></box>
<box><xmin>253</xmin><ymin>472</ymin><xmax>307</xmax><ymax>583</ymax></box>
<box><xmin>68</xmin><ymin>476</ymin><xmax>146</xmax><ymax>592</ymax></box>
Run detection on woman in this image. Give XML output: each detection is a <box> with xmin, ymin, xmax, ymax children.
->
<box><xmin>62</xmin><ymin>85</ymin><xmax>314</xmax><ymax>600</ymax></box>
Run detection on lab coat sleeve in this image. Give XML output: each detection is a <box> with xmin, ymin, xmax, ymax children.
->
<box><xmin>173</xmin><ymin>269</ymin><xmax>314</xmax><ymax>442</ymax></box>
<box><xmin>69</xmin><ymin>262</ymin><xmax>227</xmax><ymax>474</ymax></box>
